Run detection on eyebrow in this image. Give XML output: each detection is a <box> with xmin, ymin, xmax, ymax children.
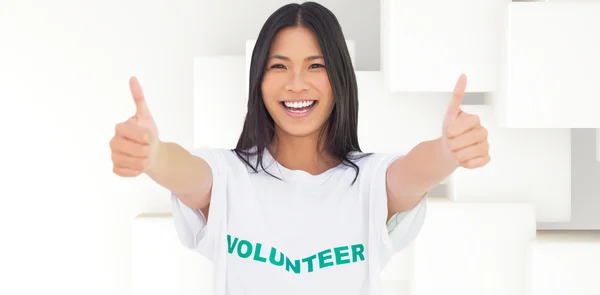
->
<box><xmin>269</xmin><ymin>54</ymin><xmax>324</xmax><ymax>62</ymax></box>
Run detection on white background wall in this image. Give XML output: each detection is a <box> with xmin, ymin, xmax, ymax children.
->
<box><xmin>0</xmin><ymin>1</ymin><xmax>203</xmax><ymax>294</ymax></box>
<box><xmin>0</xmin><ymin>0</ymin><xmax>598</xmax><ymax>295</ymax></box>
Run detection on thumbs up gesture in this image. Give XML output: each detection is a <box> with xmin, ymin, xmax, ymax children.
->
<box><xmin>441</xmin><ymin>74</ymin><xmax>490</xmax><ymax>169</ymax></box>
<box><xmin>110</xmin><ymin>76</ymin><xmax>160</xmax><ymax>177</ymax></box>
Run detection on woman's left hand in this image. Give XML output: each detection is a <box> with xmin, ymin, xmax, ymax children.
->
<box><xmin>441</xmin><ymin>74</ymin><xmax>491</xmax><ymax>169</ymax></box>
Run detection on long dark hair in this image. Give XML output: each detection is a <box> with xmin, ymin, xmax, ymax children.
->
<box><xmin>233</xmin><ymin>1</ymin><xmax>370</xmax><ymax>183</ymax></box>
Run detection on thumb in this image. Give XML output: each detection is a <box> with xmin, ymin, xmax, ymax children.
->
<box><xmin>445</xmin><ymin>73</ymin><xmax>467</xmax><ymax>119</ymax></box>
<box><xmin>129</xmin><ymin>76</ymin><xmax>152</xmax><ymax>118</ymax></box>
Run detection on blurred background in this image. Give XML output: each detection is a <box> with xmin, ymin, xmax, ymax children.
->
<box><xmin>0</xmin><ymin>0</ymin><xmax>598</xmax><ymax>294</ymax></box>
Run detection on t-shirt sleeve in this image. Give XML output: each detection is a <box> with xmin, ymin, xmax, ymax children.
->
<box><xmin>368</xmin><ymin>153</ymin><xmax>428</xmax><ymax>257</ymax></box>
<box><xmin>170</xmin><ymin>147</ymin><xmax>227</xmax><ymax>258</ymax></box>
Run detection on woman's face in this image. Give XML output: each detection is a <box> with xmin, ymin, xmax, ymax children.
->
<box><xmin>261</xmin><ymin>26</ymin><xmax>334</xmax><ymax>138</ymax></box>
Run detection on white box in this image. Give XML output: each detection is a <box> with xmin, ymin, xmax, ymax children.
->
<box><xmin>356</xmin><ymin>71</ymin><xmax>448</xmax><ymax>155</ymax></box>
<box><xmin>193</xmin><ymin>56</ymin><xmax>247</xmax><ymax>149</ymax></box>
<box><xmin>531</xmin><ymin>231</ymin><xmax>600</xmax><ymax>295</ymax></box>
<box><xmin>380</xmin><ymin>0</ymin><xmax>508</xmax><ymax>92</ymax></box>
<box><xmin>497</xmin><ymin>2</ymin><xmax>600</xmax><ymax>128</ymax></box>
<box><xmin>132</xmin><ymin>214</ymin><xmax>213</xmax><ymax>295</ymax></box>
<box><xmin>412</xmin><ymin>198</ymin><xmax>536</xmax><ymax>295</ymax></box>
<box><xmin>449</xmin><ymin>105</ymin><xmax>571</xmax><ymax>222</ymax></box>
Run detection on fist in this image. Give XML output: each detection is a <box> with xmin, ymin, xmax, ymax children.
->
<box><xmin>110</xmin><ymin>76</ymin><xmax>160</xmax><ymax>177</ymax></box>
<box><xmin>442</xmin><ymin>74</ymin><xmax>490</xmax><ymax>169</ymax></box>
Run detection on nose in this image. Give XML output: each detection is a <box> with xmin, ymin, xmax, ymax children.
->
<box><xmin>284</xmin><ymin>71</ymin><xmax>310</xmax><ymax>93</ymax></box>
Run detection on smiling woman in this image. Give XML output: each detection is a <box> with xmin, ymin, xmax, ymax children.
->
<box><xmin>110</xmin><ymin>1</ymin><xmax>490</xmax><ymax>295</ymax></box>
<box><xmin>236</xmin><ymin>4</ymin><xmax>362</xmax><ymax>178</ymax></box>
<box><xmin>261</xmin><ymin>26</ymin><xmax>334</xmax><ymax>140</ymax></box>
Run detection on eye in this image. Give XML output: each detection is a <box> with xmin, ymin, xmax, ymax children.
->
<box><xmin>309</xmin><ymin>63</ymin><xmax>325</xmax><ymax>69</ymax></box>
<box><xmin>270</xmin><ymin>64</ymin><xmax>286</xmax><ymax>69</ymax></box>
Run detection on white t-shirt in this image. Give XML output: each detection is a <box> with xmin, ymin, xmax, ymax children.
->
<box><xmin>171</xmin><ymin>147</ymin><xmax>427</xmax><ymax>295</ymax></box>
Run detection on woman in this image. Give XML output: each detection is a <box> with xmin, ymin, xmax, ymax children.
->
<box><xmin>110</xmin><ymin>2</ymin><xmax>490</xmax><ymax>294</ymax></box>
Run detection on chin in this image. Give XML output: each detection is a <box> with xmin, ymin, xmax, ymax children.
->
<box><xmin>276</xmin><ymin>124</ymin><xmax>322</xmax><ymax>138</ymax></box>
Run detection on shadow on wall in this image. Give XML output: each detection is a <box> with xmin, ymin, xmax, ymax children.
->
<box><xmin>538</xmin><ymin>128</ymin><xmax>600</xmax><ymax>230</ymax></box>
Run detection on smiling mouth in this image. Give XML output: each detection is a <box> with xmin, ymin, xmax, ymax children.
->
<box><xmin>280</xmin><ymin>100</ymin><xmax>317</xmax><ymax>114</ymax></box>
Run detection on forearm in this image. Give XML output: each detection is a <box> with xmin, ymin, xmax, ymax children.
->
<box><xmin>387</xmin><ymin>137</ymin><xmax>458</xmax><ymax>199</ymax></box>
<box><xmin>146</xmin><ymin>142</ymin><xmax>213</xmax><ymax>206</ymax></box>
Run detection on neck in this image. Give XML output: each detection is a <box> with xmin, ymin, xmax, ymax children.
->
<box><xmin>269</xmin><ymin>128</ymin><xmax>339</xmax><ymax>175</ymax></box>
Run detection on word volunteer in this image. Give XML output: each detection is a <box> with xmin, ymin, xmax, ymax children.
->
<box><xmin>227</xmin><ymin>234</ymin><xmax>366</xmax><ymax>274</ymax></box>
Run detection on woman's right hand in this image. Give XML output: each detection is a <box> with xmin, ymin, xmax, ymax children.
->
<box><xmin>110</xmin><ymin>76</ymin><xmax>161</xmax><ymax>177</ymax></box>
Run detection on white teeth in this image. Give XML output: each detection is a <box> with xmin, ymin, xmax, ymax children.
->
<box><xmin>284</xmin><ymin>100</ymin><xmax>315</xmax><ymax>109</ymax></box>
